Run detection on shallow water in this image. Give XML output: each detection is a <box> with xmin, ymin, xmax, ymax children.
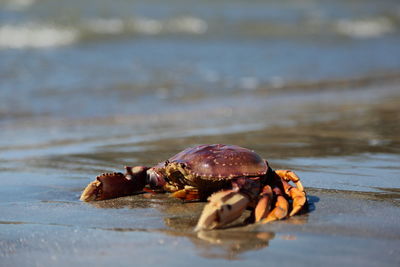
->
<box><xmin>1</xmin><ymin>0</ymin><xmax>400</xmax><ymax>266</ymax></box>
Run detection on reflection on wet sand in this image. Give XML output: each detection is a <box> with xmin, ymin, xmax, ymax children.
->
<box><xmin>83</xmin><ymin>190</ymin><xmax>311</xmax><ymax>260</ymax></box>
<box><xmin>194</xmin><ymin>230</ymin><xmax>275</xmax><ymax>260</ymax></box>
<box><xmin>164</xmin><ymin>212</ymin><xmax>279</xmax><ymax>260</ymax></box>
<box><xmin>162</xmin><ymin>213</ymin><xmax>276</xmax><ymax>260</ymax></box>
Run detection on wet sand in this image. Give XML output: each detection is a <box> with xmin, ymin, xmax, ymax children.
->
<box><xmin>1</xmin><ymin>82</ymin><xmax>400</xmax><ymax>266</ymax></box>
<box><xmin>1</xmin><ymin>188</ymin><xmax>399</xmax><ymax>266</ymax></box>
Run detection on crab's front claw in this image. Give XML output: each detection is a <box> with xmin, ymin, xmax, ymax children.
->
<box><xmin>80</xmin><ymin>166</ymin><xmax>148</xmax><ymax>201</ymax></box>
<box><xmin>194</xmin><ymin>190</ymin><xmax>249</xmax><ymax>231</ymax></box>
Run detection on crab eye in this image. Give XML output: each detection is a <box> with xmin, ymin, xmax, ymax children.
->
<box><xmin>147</xmin><ymin>169</ymin><xmax>166</xmax><ymax>188</ymax></box>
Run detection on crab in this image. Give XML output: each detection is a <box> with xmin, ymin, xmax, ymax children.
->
<box><xmin>80</xmin><ymin>144</ymin><xmax>307</xmax><ymax>231</ymax></box>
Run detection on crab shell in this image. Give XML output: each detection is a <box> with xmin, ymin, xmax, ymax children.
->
<box><xmin>151</xmin><ymin>144</ymin><xmax>269</xmax><ymax>199</ymax></box>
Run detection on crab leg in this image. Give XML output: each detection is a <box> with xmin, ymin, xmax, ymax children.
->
<box><xmin>280</xmin><ymin>179</ymin><xmax>307</xmax><ymax>216</ymax></box>
<box><xmin>261</xmin><ymin>186</ymin><xmax>289</xmax><ymax>223</ymax></box>
<box><xmin>274</xmin><ymin>170</ymin><xmax>304</xmax><ymax>192</ymax></box>
<box><xmin>274</xmin><ymin>170</ymin><xmax>307</xmax><ymax>216</ymax></box>
<box><xmin>254</xmin><ymin>185</ymin><xmax>273</xmax><ymax>222</ymax></box>
<box><xmin>170</xmin><ymin>186</ymin><xmax>200</xmax><ymax>201</ymax></box>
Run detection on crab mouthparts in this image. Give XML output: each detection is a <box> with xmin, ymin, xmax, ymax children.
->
<box><xmin>147</xmin><ymin>169</ymin><xmax>166</xmax><ymax>188</ymax></box>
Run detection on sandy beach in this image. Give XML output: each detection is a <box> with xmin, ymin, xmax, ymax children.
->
<box><xmin>1</xmin><ymin>0</ymin><xmax>400</xmax><ymax>266</ymax></box>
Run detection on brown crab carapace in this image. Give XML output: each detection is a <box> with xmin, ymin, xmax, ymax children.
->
<box><xmin>80</xmin><ymin>144</ymin><xmax>307</xmax><ymax>231</ymax></box>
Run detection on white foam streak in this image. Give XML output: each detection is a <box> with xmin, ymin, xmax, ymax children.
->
<box><xmin>131</xmin><ymin>18</ymin><xmax>163</xmax><ymax>35</ymax></box>
<box><xmin>81</xmin><ymin>16</ymin><xmax>207</xmax><ymax>35</ymax></box>
<box><xmin>4</xmin><ymin>0</ymin><xmax>35</xmax><ymax>11</ymax></box>
<box><xmin>83</xmin><ymin>19</ymin><xmax>124</xmax><ymax>34</ymax></box>
<box><xmin>335</xmin><ymin>17</ymin><xmax>394</xmax><ymax>38</ymax></box>
<box><xmin>165</xmin><ymin>16</ymin><xmax>208</xmax><ymax>34</ymax></box>
<box><xmin>0</xmin><ymin>23</ymin><xmax>78</xmax><ymax>49</ymax></box>
<box><xmin>0</xmin><ymin>16</ymin><xmax>208</xmax><ymax>49</ymax></box>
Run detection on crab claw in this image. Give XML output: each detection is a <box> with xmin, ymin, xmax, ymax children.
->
<box><xmin>80</xmin><ymin>179</ymin><xmax>102</xmax><ymax>201</ymax></box>
<box><xmin>80</xmin><ymin>166</ymin><xmax>148</xmax><ymax>201</ymax></box>
<box><xmin>194</xmin><ymin>190</ymin><xmax>249</xmax><ymax>232</ymax></box>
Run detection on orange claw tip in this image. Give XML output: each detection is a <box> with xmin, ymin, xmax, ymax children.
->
<box><xmin>80</xmin><ymin>180</ymin><xmax>101</xmax><ymax>202</ymax></box>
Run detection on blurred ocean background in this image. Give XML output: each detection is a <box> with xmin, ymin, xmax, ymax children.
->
<box><xmin>2</xmin><ymin>0</ymin><xmax>400</xmax><ymax>121</ymax></box>
<box><xmin>1</xmin><ymin>0</ymin><xmax>400</xmax><ymax>266</ymax></box>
